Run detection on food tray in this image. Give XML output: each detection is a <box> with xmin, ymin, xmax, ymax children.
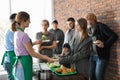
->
<box><xmin>50</xmin><ymin>67</ymin><xmax>77</xmax><ymax>76</ymax></box>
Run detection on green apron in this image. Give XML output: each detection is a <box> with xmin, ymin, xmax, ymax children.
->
<box><xmin>13</xmin><ymin>26</ymin><xmax>33</xmax><ymax>80</ymax></box>
<box><xmin>13</xmin><ymin>55</ymin><xmax>32</xmax><ymax>80</ymax></box>
<box><xmin>1</xmin><ymin>51</ymin><xmax>16</xmax><ymax>79</ymax></box>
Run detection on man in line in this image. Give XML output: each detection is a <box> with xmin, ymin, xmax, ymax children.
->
<box><xmin>49</xmin><ymin>20</ymin><xmax>64</xmax><ymax>55</ymax></box>
<box><xmin>86</xmin><ymin>13</ymin><xmax>118</xmax><ymax>80</ymax></box>
<box><xmin>64</xmin><ymin>17</ymin><xmax>75</xmax><ymax>49</ymax></box>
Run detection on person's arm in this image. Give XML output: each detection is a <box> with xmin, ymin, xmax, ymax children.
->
<box><xmin>100</xmin><ymin>23</ymin><xmax>118</xmax><ymax>47</ymax></box>
<box><xmin>32</xmin><ymin>40</ymin><xmax>42</xmax><ymax>45</ymax></box>
<box><xmin>39</xmin><ymin>41</ymin><xmax>57</xmax><ymax>50</ymax></box>
<box><xmin>22</xmin><ymin>33</ymin><xmax>55</xmax><ymax>62</ymax></box>
<box><xmin>24</xmin><ymin>42</ymin><xmax>55</xmax><ymax>62</ymax></box>
<box><xmin>59</xmin><ymin>40</ymin><xmax>91</xmax><ymax>64</ymax></box>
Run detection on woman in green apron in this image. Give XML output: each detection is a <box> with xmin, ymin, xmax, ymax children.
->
<box><xmin>1</xmin><ymin>13</ymin><xmax>17</xmax><ymax>80</ymax></box>
<box><xmin>11</xmin><ymin>11</ymin><xmax>55</xmax><ymax>80</ymax></box>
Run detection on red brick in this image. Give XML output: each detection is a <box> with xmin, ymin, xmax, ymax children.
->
<box><xmin>54</xmin><ymin>0</ymin><xmax>120</xmax><ymax>79</ymax></box>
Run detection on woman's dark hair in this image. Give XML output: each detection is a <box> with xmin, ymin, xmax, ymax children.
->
<box><xmin>11</xmin><ymin>11</ymin><xmax>30</xmax><ymax>32</ymax></box>
<box><xmin>76</xmin><ymin>18</ymin><xmax>88</xmax><ymax>41</ymax></box>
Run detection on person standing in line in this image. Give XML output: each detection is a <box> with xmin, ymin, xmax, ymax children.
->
<box><xmin>59</xmin><ymin>18</ymin><xmax>92</xmax><ymax>79</ymax></box>
<box><xmin>36</xmin><ymin>19</ymin><xmax>57</xmax><ymax>63</ymax></box>
<box><xmin>64</xmin><ymin>17</ymin><xmax>75</xmax><ymax>49</ymax></box>
<box><xmin>11</xmin><ymin>11</ymin><xmax>56</xmax><ymax>80</ymax></box>
<box><xmin>60</xmin><ymin>43</ymin><xmax>71</xmax><ymax>68</ymax></box>
<box><xmin>1</xmin><ymin>13</ymin><xmax>17</xmax><ymax>80</ymax></box>
<box><xmin>86</xmin><ymin>13</ymin><xmax>118</xmax><ymax>80</ymax></box>
<box><xmin>49</xmin><ymin>20</ymin><xmax>64</xmax><ymax>55</ymax></box>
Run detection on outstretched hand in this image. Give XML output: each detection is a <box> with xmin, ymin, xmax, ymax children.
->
<box><xmin>33</xmin><ymin>40</ymin><xmax>42</xmax><ymax>45</ymax></box>
<box><xmin>48</xmin><ymin>58</ymin><xmax>59</xmax><ymax>63</ymax></box>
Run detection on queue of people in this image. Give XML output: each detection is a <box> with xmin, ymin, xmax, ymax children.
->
<box><xmin>1</xmin><ymin>11</ymin><xmax>118</xmax><ymax>80</ymax></box>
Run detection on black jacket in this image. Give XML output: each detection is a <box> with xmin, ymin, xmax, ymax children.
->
<box><xmin>88</xmin><ymin>22</ymin><xmax>118</xmax><ymax>59</ymax></box>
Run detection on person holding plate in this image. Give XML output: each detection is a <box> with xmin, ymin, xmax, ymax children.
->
<box><xmin>86</xmin><ymin>13</ymin><xmax>118</xmax><ymax>80</ymax></box>
<box><xmin>36</xmin><ymin>19</ymin><xmax>57</xmax><ymax>62</ymax></box>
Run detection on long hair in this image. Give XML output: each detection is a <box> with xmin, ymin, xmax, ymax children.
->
<box><xmin>11</xmin><ymin>11</ymin><xmax>30</xmax><ymax>32</ymax></box>
<box><xmin>76</xmin><ymin>18</ymin><xmax>88</xmax><ymax>41</ymax></box>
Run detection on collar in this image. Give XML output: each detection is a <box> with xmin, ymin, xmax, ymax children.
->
<box><xmin>17</xmin><ymin>26</ymin><xmax>24</xmax><ymax>32</ymax></box>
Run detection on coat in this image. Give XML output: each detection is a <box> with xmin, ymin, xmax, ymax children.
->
<box><xmin>88</xmin><ymin>22</ymin><xmax>118</xmax><ymax>59</ymax></box>
<box><xmin>59</xmin><ymin>36</ymin><xmax>92</xmax><ymax>79</ymax></box>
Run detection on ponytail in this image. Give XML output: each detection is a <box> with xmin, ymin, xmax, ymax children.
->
<box><xmin>11</xmin><ymin>21</ymin><xmax>17</xmax><ymax>32</ymax></box>
<box><xmin>11</xmin><ymin>11</ymin><xmax>30</xmax><ymax>32</ymax></box>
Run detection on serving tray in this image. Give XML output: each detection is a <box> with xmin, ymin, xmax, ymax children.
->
<box><xmin>50</xmin><ymin>67</ymin><xmax>77</xmax><ymax>76</ymax></box>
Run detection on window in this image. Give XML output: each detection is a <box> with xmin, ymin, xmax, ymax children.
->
<box><xmin>11</xmin><ymin>0</ymin><xmax>54</xmax><ymax>40</ymax></box>
<box><xmin>0</xmin><ymin>0</ymin><xmax>54</xmax><ymax>71</ymax></box>
<box><xmin>0</xmin><ymin>0</ymin><xmax>10</xmax><ymax>71</ymax></box>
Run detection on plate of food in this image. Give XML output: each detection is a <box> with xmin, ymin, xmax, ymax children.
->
<box><xmin>46</xmin><ymin>62</ymin><xmax>60</xmax><ymax>68</ymax></box>
<box><xmin>50</xmin><ymin>65</ymin><xmax>77</xmax><ymax>76</ymax></box>
<box><xmin>42</xmin><ymin>40</ymin><xmax>50</xmax><ymax>42</ymax></box>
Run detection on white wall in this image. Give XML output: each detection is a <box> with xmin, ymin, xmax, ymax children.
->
<box><xmin>11</xmin><ymin>0</ymin><xmax>54</xmax><ymax>41</ymax></box>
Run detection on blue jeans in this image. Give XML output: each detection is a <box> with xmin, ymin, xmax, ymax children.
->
<box><xmin>89</xmin><ymin>55</ymin><xmax>108</xmax><ymax>80</ymax></box>
<box><xmin>4</xmin><ymin>62</ymin><xmax>14</xmax><ymax>80</ymax></box>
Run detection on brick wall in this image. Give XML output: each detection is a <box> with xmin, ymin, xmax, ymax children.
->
<box><xmin>54</xmin><ymin>0</ymin><xmax>120</xmax><ymax>80</ymax></box>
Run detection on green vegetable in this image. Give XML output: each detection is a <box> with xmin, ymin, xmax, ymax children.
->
<box><xmin>41</xmin><ymin>35</ymin><xmax>47</xmax><ymax>40</ymax></box>
<box><xmin>46</xmin><ymin>62</ymin><xmax>60</xmax><ymax>68</ymax></box>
